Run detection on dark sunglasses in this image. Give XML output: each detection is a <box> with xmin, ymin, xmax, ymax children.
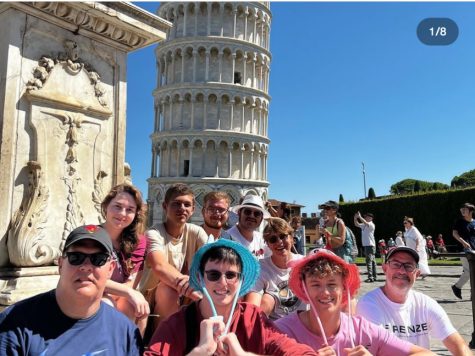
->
<box><xmin>242</xmin><ymin>208</ymin><xmax>263</xmax><ymax>218</ymax></box>
<box><xmin>267</xmin><ymin>233</ymin><xmax>289</xmax><ymax>244</ymax></box>
<box><xmin>64</xmin><ymin>251</ymin><xmax>110</xmax><ymax>267</ymax></box>
<box><xmin>204</xmin><ymin>269</ymin><xmax>241</xmax><ymax>282</ymax></box>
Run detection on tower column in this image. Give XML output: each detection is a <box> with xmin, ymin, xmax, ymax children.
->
<box><xmin>194</xmin><ymin>2</ymin><xmax>198</xmax><ymax>36</ymax></box>
<box><xmin>192</xmin><ymin>50</ymin><xmax>197</xmax><ymax>82</ymax></box>
<box><xmin>205</xmin><ymin>49</ymin><xmax>210</xmax><ymax>81</ymax></box>
<box><xmin>183</xmin><ymin>5</ymin><xmax>187</xmax><ymax>36</ymax></box>
<box><xmin>206</xmin><ymin>3</ymin><xmax>211</xmax><ymax>36</ymax></box>
<box><xmin>181</xmin><ymin>52</ymin><xmax>185</xmax><ymax>82</ymax></box>
<box><xmin>232</xmin><ymin>9</ymin><xmax>237</xmax><ymax>38</ymax></box>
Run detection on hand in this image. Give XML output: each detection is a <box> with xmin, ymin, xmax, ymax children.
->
<box><xmin>343</xmin><ymin>345</ymin><xmax>372</xmax><ymax>356</ymax></box>
<box><xmin>127</xmin><ymin>288</ymin><xmax>150</xmax><ymax>319</ymax></box>
<box><xmin>201</xmin><ymin>319</ymin><xmax>226</xmax><ymax>355</ymax></box>
<box><xmin>316</xmin><ymin>345</ymin><xmax>337</xmax><ymax>355</ymax></box>
<box><xmin>218</xmin><ymin>333</ymin><xmax>252</xmax><ymax>356</ymax></box>
<box><xmin>176</xmin><ymin>275</ymin><xmax>202</xmax><ymax>301</ymax></box>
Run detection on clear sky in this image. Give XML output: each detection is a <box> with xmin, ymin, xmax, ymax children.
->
<box><xmin>127</xmin><ymin>2</ymin><xmax>475</xmax><ymax>214</ymax></box>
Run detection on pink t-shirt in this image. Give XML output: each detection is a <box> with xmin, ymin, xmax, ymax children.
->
<box><xmin>275</xmin><ymin>311</ymin><xmax>412</xmax><ymax>355</ymax></box>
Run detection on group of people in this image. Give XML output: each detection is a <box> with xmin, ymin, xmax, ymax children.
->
<box><xmin>0</xmin><ymin>183</ymin><xmax>472</xmax><ymax>355</ymax></box>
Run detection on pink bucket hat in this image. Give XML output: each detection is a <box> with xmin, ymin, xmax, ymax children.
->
<box><xmin>288</xmin><ymin>249</ymin><xmax>361</xmax><ymax>305</ymax></box>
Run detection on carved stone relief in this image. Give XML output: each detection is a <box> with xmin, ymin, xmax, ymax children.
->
<box><xmin>26</xmin><ymin>40</ymin><xmax>110</xmax><ymax>110</ymax></box>
<box><xmin>7</xmin><ymin>161</ymin><xmax>61</xmax><ymax>267</ymax></box>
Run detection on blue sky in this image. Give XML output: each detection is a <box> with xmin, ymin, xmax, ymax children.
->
<box><xmin>127</xmin><ymin>2</ymin><xmax>475</xmax><ymax>213</ymax></box>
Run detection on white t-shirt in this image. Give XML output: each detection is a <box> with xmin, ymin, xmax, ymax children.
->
<box><xmin>226</xmin><ymin>225</ymin><xmax>271</xmax><ymax>259</ymax></box>
<box><xmin>395</xmin><ymin>236</ymin><xmax>405</xmax><ymax>247</ymax></box>
<box><xmin>356</xmin><ymin>221</ymin><xmax>375</xmax><ymax>247</ymax></box>
<box><xmin>251</xmin><ymin>254</ymin><xmax>307</xmax><ymax>319</ymax></box>
<box><xmin>356</xmin><ymin>287</ymin><xmax>456</xmax><ymax>348</ymax></box>
<box><xmin>138</xmin><ymin>223</ymin><xmax>208</xmax><ymax>293</ymax></box>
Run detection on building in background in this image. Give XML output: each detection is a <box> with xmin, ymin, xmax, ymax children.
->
<box><xmin>148</xmin><ymin>2</ymin><xmax>272</xmax><ymax>224</ymax></box>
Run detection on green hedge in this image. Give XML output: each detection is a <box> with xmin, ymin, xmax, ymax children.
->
<box><xmin>339</xmin><ymin>187</ymin><xmax>475</xmax><ymax>251</ymax></box>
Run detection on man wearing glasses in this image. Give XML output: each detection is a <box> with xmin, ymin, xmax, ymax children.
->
<box><xmin>138</xmin><ymin>184</ymin><xmax>208</xmax><ymax>336</ymax></box>
<box><xmin>201</xmin><ymin>191</ymin><xmax>232</xmax><ymax>240</ymax></box>
<box><xmin>357</xmin><ymin>247</ymin><xmax>469</xmax><ymax>355</ymax></box>
<box><xmin>227</xmin><ymin>195</ymin><xmax>271</xmax><ymax>259</ymax></box>
<box><xmin>0</xmin><ymin>225</ymin><xmax>142</xmax><ymax>354</ymax></box>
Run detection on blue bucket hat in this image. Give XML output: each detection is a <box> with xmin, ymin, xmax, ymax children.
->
<box><xmin>189</xmin><ymin>239</ymin><xmax>260</xmax><ymax>297</ymax></box>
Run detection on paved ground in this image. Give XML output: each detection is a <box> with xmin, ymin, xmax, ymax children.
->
<box><xmin>356</xmin><ymin>264</ymin><xmax>475</xmax><ymax>355</ymax></box>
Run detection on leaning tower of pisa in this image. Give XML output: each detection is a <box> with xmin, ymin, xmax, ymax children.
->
<box><xmin>148</xmin><ymin>2</ymin><xmax>272</xmax><ymax>224</ymax></box>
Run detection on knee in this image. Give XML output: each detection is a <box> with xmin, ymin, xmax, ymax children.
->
<box><xmin>155</xmin><ymin>283</ymin><xmax>179</xmax><ymax>306</ymax></box>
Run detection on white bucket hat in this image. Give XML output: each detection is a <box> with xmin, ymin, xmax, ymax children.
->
<box><xmin>229</xmin><ymin>195</ymin><xmax>271</xmax><ymax>219</ymax></box>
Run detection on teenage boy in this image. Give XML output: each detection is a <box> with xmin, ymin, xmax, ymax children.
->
<box><xmin>138</xmin><ymin>184</ymin><xmax>208</xmax><ymax>329</ymax></box>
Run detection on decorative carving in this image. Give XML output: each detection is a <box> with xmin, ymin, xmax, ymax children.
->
<box><xmin>60</xmin><ymin>175</ymin><xmax>85</xmax><ymax>251</ymax></box>
<box><xmin>7</xmin><ymin>161</ymin><xmax>61</xmax><ymax>267</ymax></box>
<box><xmin>124</xmin><ymin>162</ymin><xmax>132</xmax><ymax>185</ymax></box>
<box><xmin>62</xmin><ymin>113</ymin><xmax>82</xmax><ymax>165</ymax></box>
<box><xmin>26</xmin><ymin>40</ymin><xmax>109</xmax><ymax>108</ymax></box>
<box><xmin>31</xmin><ymin>2</ymin><xmax>147</xmax><ymax>48</ymax></box>
<box><xmin>92</xmin><ymin>170</ymin><xmax>108</xmax><ymax>223</ymax></box>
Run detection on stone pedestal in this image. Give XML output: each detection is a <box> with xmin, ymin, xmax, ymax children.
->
<box><xmin>0</xmin><ymin>2</ymin><xmax>170</xmax><ymax>304</ymax></box>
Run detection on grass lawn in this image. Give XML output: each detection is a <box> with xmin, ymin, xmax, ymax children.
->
<box><xmin>354</xmin><ymin>257</ymin><xmax>462</xmax><ymax>266</ymax></box>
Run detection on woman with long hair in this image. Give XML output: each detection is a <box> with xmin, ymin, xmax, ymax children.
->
<box><xmin>403</xmin><ymin>217</ymin><xmax>431</xmax><ymax>278</ymax></box>
<box><xmin>101</xmin><ymin>183</ymin><xmax>149</xmax><ymax>333</ymax></box>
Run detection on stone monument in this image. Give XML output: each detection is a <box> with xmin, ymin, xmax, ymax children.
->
<box><xmin>0</xmin><ymin>2</ymin><xmax>170</xmax><ymax>304</ymax></box>
<box><xmin>148</xmin><ymin>2</ymin><xmax>272</xmax><ymax>224</ymax></box>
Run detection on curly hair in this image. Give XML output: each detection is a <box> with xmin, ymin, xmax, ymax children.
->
<box><xmin>101</xmin><ymin>184</ymin><xmax>146</xmax><ymax>271</ymax></box>
<box><xmin>302</xmin><ymin>258</ymin><xmax>346</xmax><ymax>280</ymax></box>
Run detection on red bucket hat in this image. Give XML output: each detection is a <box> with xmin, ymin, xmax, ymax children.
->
<box><xmin>288</xmin><ymin>249</ymin><xmax>361</xmax><ymax>305</ymax></box>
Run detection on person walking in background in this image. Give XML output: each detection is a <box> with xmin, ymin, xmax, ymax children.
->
<box><xmin>426</xmin><ymin>236</ymin><xmax>435</xmax><ymax>259</ymax></box>
<box><xmin>395</xmin><ymin>231</ymin><xmax>405</xmax><ymax>247</ymax></box>
<box><xmin>451</xmin><ymin>203</ymin><xmax>475</xmax><ymax>300</ymax></box>
<box><xmin>317</xmin><ymin>200</ymin><xmax>349</xmax><ymax>261</ymax></box>
<box><xmin>435</xmin><ymin>233</ymin><xmax>448</xmax><ymax>254</ymax></box>
<box><xmin>290</xmin><ymin>215</ymin><xmax>305</xmax><ymax>255</ymax></box>
<box><xmin>403</xmin><ymin>217</ymin><xmax>431</xmax><ymax>278</ymax></box>
<box><xmin>354</xmin><ymin>211</ymin><xmax>377</xmax><ymax>283</ymax></box>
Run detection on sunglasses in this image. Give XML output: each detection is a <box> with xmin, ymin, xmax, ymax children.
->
<box><xmin>267</xmin><ymin>233</ymin><xmax>289</xmax><ymax>244</ymax></box>
<box><xmin>204</xmin><ymin>269</ymin><xmax>241</xmax><ymax>282</ymax></box>
<box><xmin>64</xmin><ymin>251</ymin><xmax>110</xmax><ymax>267</ymax></box>
<box><xmin>242</xmin><ymin>208</ymin><xmax>263</xmax><ymax>218</ymax></box>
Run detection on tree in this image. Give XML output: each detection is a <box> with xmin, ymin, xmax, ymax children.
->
<box><xmin>339</xmin><ymin>194</ymin><xmax>344</xmax><ymax>203</ymax></box>
<box><xmin>414</xmin><ymin>181</ymin><xmax>421</xmax><ymax>192</ymax></box>
<box><xmin>451</xmin><ymin>169</ymin><xmax>475</xmax><ymax>188</ymax></box>
<box><xmin>368</xmin><ymin>187</ymin><xmax>376</xmax><ymax>199</ymax></box>
<box><xmin>391</xmin><ymin>179</ymin><xmax>449</xmax><ymax>195</ymax></box>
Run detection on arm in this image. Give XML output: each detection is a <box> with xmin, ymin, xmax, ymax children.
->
<box><xmin>408</xmin><ymin>345</ymin><xmax>437</xmax><ymax>355</ymax></box>
<box><xmin>442</xmin><ymin>332</ymin><xmax>471</xmax><ymax>356</ymax></box>
<box><xmin>104</xmin><ymin>279</ymin><xmax>150</xmax><ymax>318</ymax></box>
<box><xmin>329</xmin><ymin>220</ymin><xmax>346</xmax><ymax>248</ymax></box>
<box><xmin>147</xmin><ymin>250</ymin><xmax>201</xmax><ymax>301</ymax></box>
<box><xmin>244</xmin><ymin>291</ymin><xmax>263</xmax><ymax>307</ymax></box>
<box><xmin>452</xmin><ymin>229</ymin><xmax>471</xmax><ymax>250</ymax></box>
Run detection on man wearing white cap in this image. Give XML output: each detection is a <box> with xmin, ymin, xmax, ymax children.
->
<box><xmin>227</xmin><ymin>195</ymin><xmax>271</xmax><ymax>259</ymax></box>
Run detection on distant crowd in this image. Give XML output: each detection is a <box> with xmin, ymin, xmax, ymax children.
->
<box><xmin>0</xmin><ymin>183</ymin><xmax>473</xmax><ymax>355</ymax></box>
